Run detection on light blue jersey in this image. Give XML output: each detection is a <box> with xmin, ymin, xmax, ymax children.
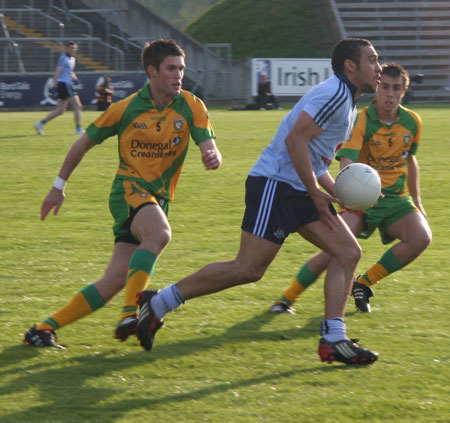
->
<box><xmin>249</xmin><ymin>73</ymin><xmax>358</xmax><ymax>192</ymax></box>
<box><xmin>56</xmin><ymin>53</ymin><xmax>76</xmax><ymax>84</ymax></box>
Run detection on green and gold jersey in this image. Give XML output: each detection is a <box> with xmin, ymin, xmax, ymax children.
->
<box><xmin>336</xmin><ymin>99</ymin><xmax>421</xmax><ymax>197</ymax></box>
<box><xmin>86</xmin><ymin>83</ymin><xmax>215</xmax><ymax>201</ymax></box>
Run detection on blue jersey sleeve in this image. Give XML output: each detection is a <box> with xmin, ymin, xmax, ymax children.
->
<box><xmin>303</xmin><ymin>78</ymin><xmax>347</xmax><ymax>131</ymax></box>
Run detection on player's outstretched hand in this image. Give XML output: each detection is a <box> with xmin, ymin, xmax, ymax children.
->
<box><xmin>202</xmin><ymin>149</ymin><xmax>222</xmax><ymax>170</ymax></box>
<box><xmin>41</xmin><ymin>188</ymin><xmax>66</xmax><ymax>221</ymax></box>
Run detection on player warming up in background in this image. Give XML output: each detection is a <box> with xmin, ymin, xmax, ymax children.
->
<box><xmin>24</xmin><ymin>38</ymin><xmax>221</xmax><ymax>349</ymax></box>
<box><xmin>34</xmin><ymin>40</ymin><xmax>84</xmax><ymax>135</ymax></box>
<box><xmin>136</xmin><ymin>38</ymin><xmax>382</xmax><ymax>365</ymax></box>
<box><xmin>270</xmin><ymin>62</ymin><xmax>431</xmax><ymax>315</ymax></box>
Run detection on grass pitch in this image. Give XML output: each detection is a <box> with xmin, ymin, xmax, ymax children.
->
<box><xmin>0</xmin><ymin>107</ymin><xmax>448</xmax><ymax>422</ymax></box>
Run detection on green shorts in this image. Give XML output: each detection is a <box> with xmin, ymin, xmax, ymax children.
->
<box><xmin>358</xmin><ymin>195</ymin><xmax>418</xmax><ymax>245</ymax></box>
<box><xmin>109</xmin><ymin>177</ymin><xmax>169</xmax><ymax>245</ymax></box>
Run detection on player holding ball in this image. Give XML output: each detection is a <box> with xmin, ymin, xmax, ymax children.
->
<box><xmin>136</xmin><ymin>38</ymin><xmax>383</xmax><ymax>365</ymax></box>
<box><xmin>270</xmin><ymin>62</ymin><xmax>432</xmax><ymax>317</ymax></box>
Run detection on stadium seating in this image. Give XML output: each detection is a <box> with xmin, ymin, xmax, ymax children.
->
<box><xmin>0</xmin><ymin>0</ymin><xmax>140</xmax><ymax>72</ymax></box>
<box><xmin>1</xmin><ymin>0</ymin><xmax>449</xmax><ymax>103</ymax></box>
<box><xmin>333</xmin><ymin>0</ymin><xmax>450</xmax><ymax>102</ymax></box>
<box><xmin>0</xmin><ymin>0</ymin><xmax>221</xmax><ymax>98</ymax></box>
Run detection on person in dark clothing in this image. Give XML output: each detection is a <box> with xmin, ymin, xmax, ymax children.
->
<box><xmin>257</xmin><ymin>74</ymin><xmax>281</xmax><ymax>110</ymax></box>
<box><xmin>96</xmin><ymin>77</ymin><xmax>114</xmax><ymax>111</ymax></box>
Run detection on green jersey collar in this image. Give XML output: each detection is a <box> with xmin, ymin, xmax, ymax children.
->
<box><xmin>140</xmin><ymin>83</ymin><xmax>183</xmax><ymax>112</ymax></box>
<box><xmin>367</xmin><ymin>99</ymin><xmax>407</xmax><ymax>127</ymax></box>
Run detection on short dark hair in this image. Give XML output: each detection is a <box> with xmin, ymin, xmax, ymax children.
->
<box><xmin>331</xmin><ymin>38</ymin><xmax>373</xmax><ymax>73</ymax></box>
<box><xmin>141</xmin><ymin>38</ymin><xmax>185</xmax><ymax>73</ymax></box>
<box><xmin>381</xmin><ymin>62</ymin><xmax>410</xmax><ymax>89</ymax></box>
<box><xmin>64</xmin><ymin>40</ymin><xmax>77</xmax><ymax>48</ymax></box>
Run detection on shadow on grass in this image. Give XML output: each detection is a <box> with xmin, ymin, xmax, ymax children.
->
<box><xmin>0</xmin><ymin>311</ymin><xmax>318</xmax><ymax>376</ymax></box>
<box><xmin>0</xmin><ymin>353</ymin><xmax>347</xmax><ymax>423</ymax></box>
<box><xmin>0</xmin><ymin>312</ymin><xmax>368</xmax><ymax>422</ymax></box>
<box><xmin>2</xmin><ymin>310</ymin><xmax>318</xmax><ymax>369</ymax></box>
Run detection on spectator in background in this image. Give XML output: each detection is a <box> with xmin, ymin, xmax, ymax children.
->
<box><xmin>96</xmin><ymin>77</ymin><xmax>114</xmax><ymax>111</ymax></box>
<box><xmin>34</xmin><ymin>40</ymin><xmax>83</xmax><ymax>135</ymax></box>
<box><xmin>257</xmin><ymin>74</ymin><xmax>281</xmax><ymax>110</ymax></box>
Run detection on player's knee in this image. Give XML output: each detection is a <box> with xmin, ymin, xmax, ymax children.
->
<box><xmin>351</xmin><ymin>243</ymin><xmax>362</xmax><ymax>264</ymax></box>
<box><xmin>421</xmin><ymin>229</ymin><xmax>432</xmax><ymax>250</ymax></box>
<box><xmin>228</xmin><ymin>258</ymin><xmax>264</xmax><ymax>284</ymax></box>
<box><xmin>240</xmin><ymin>263</ymin><xmax>267</xmax><ymax>283</ymax></box>
<box><xmin>222</xmin><ymin>256</ymin><xmax>263</xmax><ymax>285</ymax></box>
<box><xmin>245</xmin><ymin>269</ymin><xmax>265</xmax><ymax>283</ymax></box>
<box><xmin>410</xmin><ymin>230</ymin><xmax>432</xmax><ymax>254</ymax></box>
<box><xmin>160</xmin><ymin>227</ymin><xmax>172</xmax><ymax>247</ymax></box>
<box><xmin>150</xmin><ymin>228</ymin><xmax>171</xmax><ymax>253</ymax></box>
<box><xmin>337</xmin><ymin>242</ymin><xmax>362</xmax><ymax>267</ymax></box>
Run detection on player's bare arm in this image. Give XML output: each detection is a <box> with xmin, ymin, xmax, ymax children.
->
<box><xmin>41</xmin><ymin>133</ymin><xmax>96</xmax><ymax>220</ymax></box>
<box><xmin>407</xmin><ymin>154</ymin><xmax>426</xmax><ymax>217</ymax></box>
<box><xmin>285</xmin><ymin>110</ymin><xmax>339</xmax><ymax>231</ymax></box>
<box><xmin>198</xmin><ymin>138</ymin><xmax>222</xmax><ymax>170</ymax></box>
<box><xmin>317</xmin><ymin>171</ymin><xmax>335</xmax><ymax>196</ymax></box>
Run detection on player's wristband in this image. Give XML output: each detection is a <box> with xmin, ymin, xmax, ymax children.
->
<box><xmin>53</xmin><ymin>176</ymin><xmax>67</xmax><ymax>191</ymax></box>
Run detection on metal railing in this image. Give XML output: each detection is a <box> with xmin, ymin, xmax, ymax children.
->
<box><xmin>0</xmin><ymin>4</ymin><xmax>231</xmax><ymax>99</ymax></box>
<box><xmin>0</xmin><ymin>7</ymin><xmax>40</xmax><ymax>30</ymax></box>
<box><xmin>109</xmin><ymin>33</ymin><xmax>142</xmax><ymax>53</ymax></box>
<box><xmin>80</xmin><ymin>34</ymin><xmax>124</xmax><ymax>70</ymax></box>
<box><xmin>0</xmin><ymin>12</ymin><xmax>24</xmax><ymax>72</ymax></box>
<box><xmin>0</xmin><ymin>36</ymin><xmax>125</xmax><ymax>71</ymax></box>
<box><xmin>0</xmin><ymin>6</ymin><xmax>65</xmax><ymax>38</ymax></box>
<box><xmin>67</xmin><ymin>8</ymin><xmax>127</xmax><ymax>47</ymax></box>
<box><xmin>50</xmin><ymin>5</ymin><xmax>93</xmax><ymax>53</ymax></box>
<box><xmin>22</xmin><ymin>5</ymin><xmax>64</xmax><ymax>39</ymax></box>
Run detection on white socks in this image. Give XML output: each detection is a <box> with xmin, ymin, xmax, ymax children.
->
<box><xmin>151</xmin><ymin>284</ymin><xmax>185</xmax><ymax>319</ymax></box>
<box><xmin>321</xmin><ymin>317</ymin><xmax>348</xmax><ymax>342</ymax></box>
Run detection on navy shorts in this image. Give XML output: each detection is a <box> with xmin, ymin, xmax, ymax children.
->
<box><xmin>241</xmin><ymin>176</ymin><xmax>337</xmax><ymax>244</ymax></box>
<box><xmin>57</xmin><ymin>81</ymin><xmax>75</xmax><ymax>99</ymax></box>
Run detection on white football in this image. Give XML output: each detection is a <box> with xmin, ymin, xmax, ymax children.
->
<box><xmin>334</xmin><ymin>163</ymin><xmax>381</xmax><ymax>211</ymax></box>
